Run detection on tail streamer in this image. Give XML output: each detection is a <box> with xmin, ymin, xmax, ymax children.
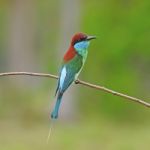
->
<box><xmin>46</xmin><ymin>120</ymin><xmax>53</xmax><ymax>144</ymax></box>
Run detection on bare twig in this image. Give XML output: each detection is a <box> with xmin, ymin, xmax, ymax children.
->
<box><xmin>0</xmin><ymin>72</ymin><xmax>58</xmax><ymax>79</ymax></box>
<box><xmin>76</xmin><ymin>80</ymin><xmax>150</xmax><ymax>108</ymax></box>
<box><xmin>0</xmin><ymin>72</ymin><xmax>150</xmax><ymax>108</ymax></box>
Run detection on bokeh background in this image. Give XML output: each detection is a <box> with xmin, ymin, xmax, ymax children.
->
<box><xmin>0</xmin><ymin>0</ymin><xmax>150</xmax><ymax>149</ymax></box>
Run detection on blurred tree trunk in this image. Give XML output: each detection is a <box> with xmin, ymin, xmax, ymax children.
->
<box><xmin>57</xmin><ymin>0</ymin><xmax>80</xmax><ymax>120</ymax></box>
<box><xmin>7</xmin><ymin>0</ymin><xmax>38</xmax><ymax>87</ymax></box>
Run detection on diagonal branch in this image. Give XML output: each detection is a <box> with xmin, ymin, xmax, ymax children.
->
<box><xmin>0</xmin><ymin>72</ymin><xmax>150</xmax><ymax>108</ymax></box>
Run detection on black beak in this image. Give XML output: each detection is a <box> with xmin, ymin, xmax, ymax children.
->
<box><xmin>86</xmin><ymin>35</ymin><xmax>96</xmax><ymax>41</ymax></box>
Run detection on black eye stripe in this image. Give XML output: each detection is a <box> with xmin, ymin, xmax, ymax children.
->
<box><xmin>80</xmin><ymin>38</ymin><xmax>85</xmax><ymax>41</ymax></box>
<box><xmin>74</xmin><ymin>37</ymin><xmax>87</xmax><ymax>45</ymax></box>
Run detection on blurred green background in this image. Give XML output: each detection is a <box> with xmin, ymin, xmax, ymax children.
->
<box><xmin>0</xmin><ymin>0</ymin><xmax>150</xmax><ymax>149</ymax></box>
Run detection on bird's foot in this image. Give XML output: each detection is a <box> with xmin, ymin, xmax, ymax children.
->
<box><xmin>75</xmin><ymin>80</ymin><xmax>79</xmax><ymax>84</ymax></box>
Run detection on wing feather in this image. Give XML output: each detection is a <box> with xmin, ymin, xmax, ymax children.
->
<box><xmin>55</xmin><ymin>54</ymin><xmax>83</xmax><ymax>95</ymax></box>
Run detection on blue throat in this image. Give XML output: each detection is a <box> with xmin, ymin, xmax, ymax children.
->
<box><xmin>74</xmin><ymin>41</ymin><xmax>90</xmax><ymax>56</ymax></box>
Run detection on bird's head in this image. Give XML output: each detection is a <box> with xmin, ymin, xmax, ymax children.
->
<box><xmin>71</xmin><ymin>33</ymin><xmax>96</xmax><ymax>54</ymax></box>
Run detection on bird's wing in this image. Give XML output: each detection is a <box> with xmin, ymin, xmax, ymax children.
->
<box><xmin>56</xmin><ymin>55</ymin><xmax>83</xmax><ymax>94</ymax></box>
<box><xmin>55</xmin><ymin>65</ymin><xmax>63</xmax><ymax>96</ymax></box>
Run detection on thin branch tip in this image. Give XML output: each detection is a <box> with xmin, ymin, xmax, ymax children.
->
<box><xmin>0</xmin><ymin>71</ymin><xmax>149</xmax><ymax>108</ymax></box>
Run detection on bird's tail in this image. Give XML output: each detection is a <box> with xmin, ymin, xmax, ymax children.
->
<box><xmin>51</xmin><ymin>92</ymin><xmax>63</xmax><ymax>119</ymax></box>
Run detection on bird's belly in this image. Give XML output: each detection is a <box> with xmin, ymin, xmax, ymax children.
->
<box><xmin>74</xmin><ymin>67</ymin><xmax>82</xmax><ymax>80</ymax></box>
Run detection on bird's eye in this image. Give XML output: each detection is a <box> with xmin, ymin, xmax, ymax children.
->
<box><xmin>80</xmin><ymin>37</ymin><xmax>86</xmax><ymax>41</ymax></box>
<box><xmin>73</xmin><ymin>36</ymin><xmax>87</xmax><ymax>45</ymax></box>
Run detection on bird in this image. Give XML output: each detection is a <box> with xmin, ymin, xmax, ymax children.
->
<box><xmin>51</xmin><ymin>32</ymin><xmax>96</xmax><ymax>119</ymax></box>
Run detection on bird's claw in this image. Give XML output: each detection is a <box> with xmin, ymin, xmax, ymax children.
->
<box><xmin>75</xmin><ymin>80</ymin><xmax>79</xmax><ymax>84</ymax></box>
